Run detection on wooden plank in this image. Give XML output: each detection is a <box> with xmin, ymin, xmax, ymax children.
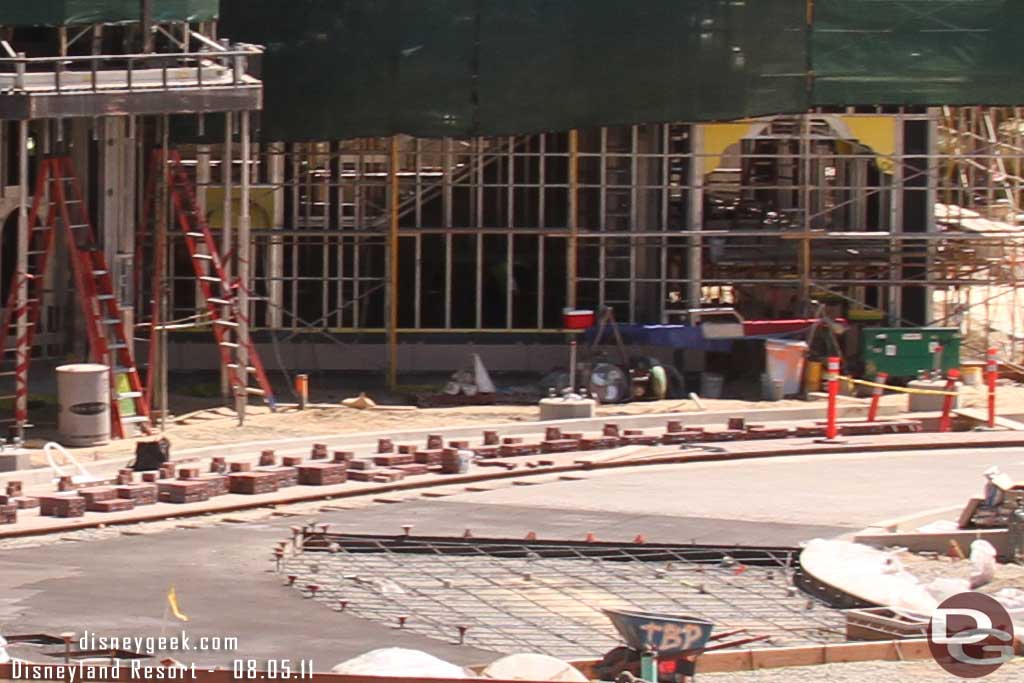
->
<box><xmin>569</xmin><ymin>639</ymin><xmax>934</xmax><ymax>677</ymax></box>
<box><xmin>954</xmin><ymin>408</ymin><xmax>1024</xmax><ymax>431</ymax></box>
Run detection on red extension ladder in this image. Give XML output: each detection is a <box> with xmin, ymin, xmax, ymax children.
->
<box><xmin>143</xmin><ymin>149</ymin><xmax>276</xmax><ymax>412</ymax></box>
<box><xmin>0</xmin><ymin>157</ymin><xmax>151</xmax><ymax>438</ymax></box>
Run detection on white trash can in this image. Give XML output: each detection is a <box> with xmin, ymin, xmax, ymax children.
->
<box><xmin>57</xmin><ymin>363</ymin><xmax>110</xmax><ymax>447</ymax></box>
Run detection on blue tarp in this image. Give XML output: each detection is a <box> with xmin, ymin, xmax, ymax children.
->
<box><xmin>582</xmin><ymin>324</ymin><xmax>733</xmax><ymax>352</ymax></box>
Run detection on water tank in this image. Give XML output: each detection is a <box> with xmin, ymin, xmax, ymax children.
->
<box><xmin>57</xmin><ymin>364</ymin><xmax>110</xmax><ymax>447</ymax></box>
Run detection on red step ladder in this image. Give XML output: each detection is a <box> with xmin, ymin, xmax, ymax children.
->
<box><xmin>144</xmin><ymin>149</ymin><xmax>276</xmax><ymax>411</ymax></box>
<box><xmin>0</xmin><ymin>157</ymin><xmax>150</xmax><ymax>438</ymax></box>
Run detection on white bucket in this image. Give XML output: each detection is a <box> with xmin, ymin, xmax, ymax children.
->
<box><xmin>57</xmin><ymin>363</ymin><xmax>110</xmax><ymax>447</ymax></box>
<box><xmin>701</xmin><ymin>372</ymin><xmax>724</xmax><ymax>399</ymax></box>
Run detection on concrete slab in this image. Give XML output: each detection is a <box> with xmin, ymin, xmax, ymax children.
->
<box><xmin>442</xmin><ymin>446</ymin><xmax>1024</xmax><ymax>529</ymax></box>
<box><xmin>0</xmin><ymin>520</ymin><xmax>498</xmax><ymax>668</ymax></box>
<box><xmin>0</xmin><ymin>450</ymin><xmax>32</xmax><ymax>472</ymax></box>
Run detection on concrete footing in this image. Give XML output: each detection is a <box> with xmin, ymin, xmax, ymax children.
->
<box><xmin>0</xmin><ymin>451</ymin><xmax>31</xmax><ymax>472</ymax></box>
<box><xmin>538</xmin><ymin>398</ymin><xmax>596</xmax><ymax>421</ymax></box>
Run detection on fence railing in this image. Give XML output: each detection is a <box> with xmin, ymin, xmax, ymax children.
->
<box><xmin>0</xmin><ymin>40</ymin><xmax>262</xmax><ymax>94</ymax></box>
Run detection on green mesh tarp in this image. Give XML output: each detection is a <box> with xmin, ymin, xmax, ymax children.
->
<box><xmin>219</xmin><ymin>0</ymin><xmax>809</xmax><ymax>141</ymax></box>
<box><xmin>811</xmin><ymin>0</ymin><xmax>1024</xmax><ymax>105</ymax></box>
<box><xmin>0</xmin><ymin>1</ymin><xmax>218</xmax><ymax>26</ymax></box>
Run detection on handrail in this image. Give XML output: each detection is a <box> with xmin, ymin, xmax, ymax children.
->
<box><xmin>0</xmin><ymin>44</ymin><xmax>263</xmax><ymax>94</ymax></box>
<box><xmin>0</xmin><ymin>46</ymin><xmax>261</xmax><ymax>66</ymax></box>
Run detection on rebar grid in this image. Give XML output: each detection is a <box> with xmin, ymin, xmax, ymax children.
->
<box><xmin>278</xmin><ymin>538</ymin><xmax>845</xmax><ymax>659</ymax></box>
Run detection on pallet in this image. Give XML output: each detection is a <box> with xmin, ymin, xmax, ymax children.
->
<box><xmin>296</xmin><ymin>463</ymin><xmax>348</xmax><ymax>486</ymax></box>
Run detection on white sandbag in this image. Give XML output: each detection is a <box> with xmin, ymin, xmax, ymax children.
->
<box><xmin>969</xmin><ymin>540</ymin><xmax>997</xmax><ymax>589</ymax></box>
<box><xmin>993</xmin><ymin>587</ymin><xmax>1024</xmax><ymax>610</ymax></box>
<box><xmin>331</xmin><ymin>648</ymin><xmax>470</xmax><ymax>678</ymax></box>
<box><xmin>915</xmin><ymin>520</ymin><xmax>959</xmax><ymax>534</ymax></box>
<box><xmin>993</xmin><ymin>587</ymin><xmax>1024</xmax><ymax>629</ymax></box>
<box><xmin>925</xmin><ymin>577</ymin><xmax>971</xmax><ymax>604</ymax></box>
<box><xmin>482</xmin><ymin>653</ymin><xmax>587</xmax><ymax>681</ymax></box>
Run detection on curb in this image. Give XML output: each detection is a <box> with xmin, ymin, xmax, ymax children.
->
<box><xmin>3</xmin><ymin>430</ymin><xmax>1024</xmax><ymax>540</ymax></box>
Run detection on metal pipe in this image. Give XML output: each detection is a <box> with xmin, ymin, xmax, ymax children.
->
<box><xmin>800</xmin><ymin>114</ymin><xmax>812</xmax><ymax>312</ymax></box>
<box><xmin>387</xmin><ymin>136</ymin><xmax>400</xmax><ymax>390</ymax></box>
<box><xmin>687</xmin><ymin>123</ymin><xmax>704</xmax><ymax>307</ymax></box>
<box><xmin>237</xmin><ymin>110</ymin><xmax>252</xmax><ymax>422</ymax></box>
<box><xmin>157</xmin><ymin>115</ymin><xmax>170</xmax><ymax>431</ymax></box>
<box><xmin>567</xmin><ymin>129</ymin><xmax>578</xmax><ymax>308</ymax></box>
<box><xmin>14</xmin><ymin>120</ymin><xmax>28</xmax><ymax>439</ymax></box>
<box><xmin>140</xmin><ymin>0</ymin><xmax>154</xmax><ymax>53</ymax></box>
<box><xmin>221</xmin><ymin>112</ymin><xmax>233</xmax><ymax>401</ymax></box>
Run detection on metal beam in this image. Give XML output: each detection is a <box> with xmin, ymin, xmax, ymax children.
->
<box><xmin>387</xmin><ymin>137</ymin><xmax>400</xmax><ymax>390</ymax></box>
<box><xmin>236</xmin><ymin>110</ymin><xmax>252</xmax><ymax>422</ymax></box>
<box><xmin>0</xmin><ymin>88</ymin><xmax>262</xmax><ymax>120</ymax></box>
<box><xmin>14</xmin><ymin>120</ymin><xmax>27</xmax><ymax>439</ymax></box>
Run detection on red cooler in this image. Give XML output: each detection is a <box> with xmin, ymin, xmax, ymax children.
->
<box><xmin>563</xmin><ymin>309</ymin><xmax>595</xmax><ymax>329</ymax></box>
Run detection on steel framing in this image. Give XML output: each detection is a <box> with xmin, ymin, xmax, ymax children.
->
<box><xmin>158</xmin><ymin>110</ymin><xmax>1024</xmax><ymax>354</ymax></box>
<box><xmin>281</xmin><ymin>535</ymin><xmax>844</xmax><ymax>659</ymax></box>
<box><xmin>3</xmin><ymin>11</ymin><xmax>1024</xmax><ymax>395</ymax></box>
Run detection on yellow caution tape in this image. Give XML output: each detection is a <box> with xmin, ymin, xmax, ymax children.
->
<box><xmin>839</xmin><ymin>375</ymin><xmax>958</xmax><ymax>397</ymax></box>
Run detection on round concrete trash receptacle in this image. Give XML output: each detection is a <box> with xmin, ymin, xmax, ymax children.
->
<box><xmin>57</xmin><ymin>363</ymin><xmax>110</xmax><ymax>447</ymax></box>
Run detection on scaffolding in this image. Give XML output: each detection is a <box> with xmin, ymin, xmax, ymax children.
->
<box><xmin>0</xmin><ymin>16</ymin><xmax>262</xmax><ymax>433</ymax></box>
<box><xmin>154</xmin><ymin>109</ymin><xmax>1024</xmax><ymax>362</ymax></box>
<box><xmin>2</xmin><ymin>11</ymin><xmax>1024</xmax><ymax>414</ymax></box>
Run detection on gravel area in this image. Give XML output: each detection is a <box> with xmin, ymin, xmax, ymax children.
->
<box><xmin>899</xmin><ymin>550</ymin><xmax>1024</xmax><ymax>595</ymax></box>
<box><xmin>699</xmin><ymin>658</ymin><xmax>1024</xmax><ymax>682</ymax></box>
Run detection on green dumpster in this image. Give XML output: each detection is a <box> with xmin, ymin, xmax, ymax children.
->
<box><xmin>861</xmin><ymin>327</ymin><xmax>960</xmax><ymax>379</ymax></box>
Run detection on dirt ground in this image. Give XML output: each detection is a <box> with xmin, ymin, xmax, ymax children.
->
<box><xmin>19</xmin><ymin>377</ymin><xmax>1024</xmax><ymax>466</ymax></box>
<box><xmin>25</xmin><ymin>392</ymin><xmax>818</xmax><ymax>463</ymax></box>
<box><xmin>900</xmin><ymin>549</ymin><xmax>1024</xmax><ymax>595</ymax></box>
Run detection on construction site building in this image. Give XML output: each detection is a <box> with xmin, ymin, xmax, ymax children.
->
<box><xmin>0</xmin><ymin>1</ymin><xmax>1023</xmax><ymax>428</ymax></box>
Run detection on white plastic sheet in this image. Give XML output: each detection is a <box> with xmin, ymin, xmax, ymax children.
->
<box><xmin>482</xmin><ymin>653</ymin><xmax>587</xmax><ymax>681</ymax></box>
<box><xmin>969</xmin><ymin>539</ymin><xmax>997</xmax><ymax>589</ymax></box>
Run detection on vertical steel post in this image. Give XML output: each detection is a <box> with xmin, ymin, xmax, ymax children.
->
<box><xmin>387</xmin><ymin>136</ymin><xmax>400</xmax><ymax>390</ymax></box>
<box><xmin>568</xmin><ymin>341</ymin><xmax>577</xmax><ymax>394</ymax></box>
<box><xmin>800</xmin><ymin>114</ymin><xmax>812</xmax><ymax>313</ymax></box>
<box><xmin>236</xmin><ymin>110</ymin><xmax>252</xmax><ymax>423</ymax></box>
<box><xmin>567</xmin><ymin>129</ymin><xmax>579</xmax><ymax>308</ymax></box>
<box><xmin>157</xmin><ymin>116</ymin><xmax>170</xmax><ymax>430</ymax></box>
<box><xmin>221</xmin><ymin>112</ymin><xmax>233</xmax><ymax>400</ymax></box>
<box><xmin>931</xmin><ymin>344</ymin><xmax>943</xmax><ymax>379</ymax></box>
<box><xmin>140</xmin><ymin>0</ymin><xmax>154</xmax><ymax>53</ymax></box>
<box><xmin>14</xmin><ymin>120</ymin><xmax>28</xmax><ymax>439</ymax></box>
<box><xmin>987</xmin><ymin>348</ymin><xmax>998</xmax><ymax>428</ymax></box>
<box><xmin>268</xmin><ymin>142</ymin><xmax>285</xmax><ymax>329</ymax></box>
<box><xmin>687</xmin><ymin>123</ymin><xmax>704</xmax><ymax>308</ymax></box>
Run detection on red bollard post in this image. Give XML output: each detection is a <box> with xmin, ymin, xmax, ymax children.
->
<box><xmin>867</xmin><ymin>372</ymin><xmax>888</xmax><ymax>423</ymax></box>
<box><xmin>295</xmin><ymin>374</ymin><xmax>309</xmax><ymax>410</ymax></box>
<box><xmin>938</xmin><ymin>369</ymin><xmax>960</xmax><ymax>433</ymax></box>
<box><xmin>987</xmin><ymin>348</ymin><xmax>998</xmax><ymax>428</ymax></box>
<box><xmin>825</xmin><ymin>356</ymin><xmax>840</xmax><ymax>440</ymax></box>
